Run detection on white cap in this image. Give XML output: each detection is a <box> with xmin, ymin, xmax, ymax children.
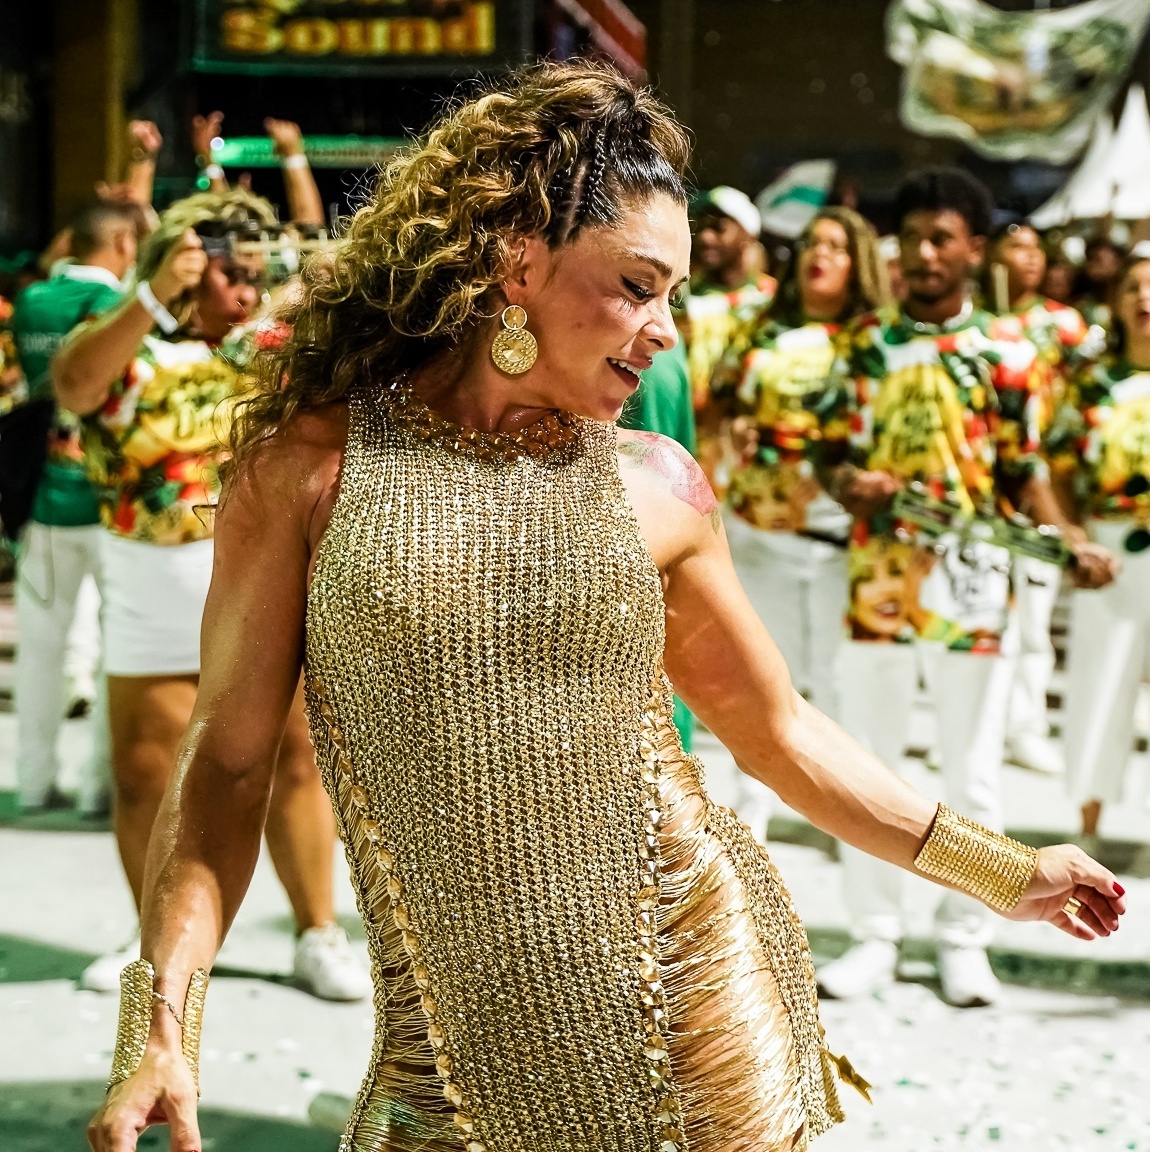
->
<box><xmin>699</xmin><ymin>186</ymin><xmax>762</xmax><ymax>238</ymax></box>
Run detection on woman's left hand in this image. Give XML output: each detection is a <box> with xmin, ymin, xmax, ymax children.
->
<box><xmin>1003</xmin><ymin>844</ymin><xmax>1127</xmax><ymax>939</ymax></box>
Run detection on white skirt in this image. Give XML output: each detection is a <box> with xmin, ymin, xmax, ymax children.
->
<box><xmin>100</xmin><ymin>533</ymin><xmax>213</xmax><ymax>676</ymax></box>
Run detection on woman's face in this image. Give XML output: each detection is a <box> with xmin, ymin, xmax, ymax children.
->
<box><xmin>993</xmin><ymin>225</ymin><xmax>1045</xmax><ymax>301</ymax></box>
<box><xmin>1116</xmin><ymin>261</ymin><xmax>1150</xmax><ymax>346</ymax></box>
<box><xmin>798</xmin><ymin>217</ymin><xmax>852</xmax><ymax>319</ymax></box>
<box><xmin>194</xmin><ymin>254</ymin><xmax>264</xmax><ymax>341</ymax></box>
<box><xmin>1042</xmin><ymin>261</ymin><xmax>1074</xmax><ymax>303</ymax></box>
<box><xmin>508</xmin><ymin>192</ymin><xmax>691</xmax><ymax>422</ymax></box>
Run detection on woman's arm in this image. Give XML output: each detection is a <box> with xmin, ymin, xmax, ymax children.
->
<box><xmin>265</xmin><ymin>118</ymin><xmax>326</xmax><ymax>229</ymax></box>
<box><xmin>54</xmin><ymin>231</ymin><xmax>206</xmax><ymax>415</ymax></box>
<box><xmin>191</xmin><ymin>112</ymin><xmax>229</xmax><ymax>195</ymax></box>
<box><xmin>87</xmin><ymin>407</ymin><xmax>347</xmax><ymax>1152</ymax></box>
<box><xmin>621</xmin><ymin>432</ymin><xmax>1125</xmax><ymax>938</ymax></box>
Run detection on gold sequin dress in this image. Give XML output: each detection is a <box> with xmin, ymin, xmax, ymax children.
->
<box><xmin>304</xmin><ymin>385</ymin><xmax>846</xmax><ymax>1152</ymax></box>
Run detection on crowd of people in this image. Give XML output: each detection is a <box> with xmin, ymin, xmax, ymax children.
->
<box><xmin>670</xmin><ymin>169</ymin><xmax>1146</xmax><ymax>1009</ymax></box>
<box><xmin>0</xmin><ymin>60</ymin><xmax>1136</xmax><ymax>1152</ymax></box>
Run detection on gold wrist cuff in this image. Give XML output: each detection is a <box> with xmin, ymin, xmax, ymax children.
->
<box><xmin>108</xmin><ymin>958</ymin><xmax>209</xmax><ymax>1094</ymax></box>
<box><xmin>913</xmin><ymin>804</ymin><xmax>1038</xmax><ymax>912</ymax></box>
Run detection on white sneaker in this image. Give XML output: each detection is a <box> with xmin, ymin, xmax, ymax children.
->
<box><xmin>817</xmin><ymin>939</ymin><xmax>898</xmax><ymax>1000</ymax></box>
<box><xmin>1005</xmin><ymin>732</ymin><xmax>1063</xmax><ymax>776</ymax></box>
<box><xmin>293</xmin><ymin>924</ymin><xmax>372</xmax><ymax>1002</ymax></box>
<box><xmin>80</xmin><ymin>933</ymin><xmax>141</xmax><ymax>993</ymax></box>
<box><xmin>938</xmin><ymin>944</ymin><xmax>1000</xmax><ymax>1008</ymax></box>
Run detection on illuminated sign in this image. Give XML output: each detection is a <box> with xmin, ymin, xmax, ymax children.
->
<box><xmin>211</xmin><ymin>134</ymin><xmax>405</xmax><ymax>167</ymax></box>
<box><xmin>189</xmin><ymin>1</ymin><xmax>531</xmax><ymax>76</ymax></box>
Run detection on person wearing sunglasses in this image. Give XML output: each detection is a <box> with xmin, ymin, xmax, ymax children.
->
<box><xmin>1049</xmin><ymin>252</ymin><xmax>1150</xmax><ymax>845</ymax></box>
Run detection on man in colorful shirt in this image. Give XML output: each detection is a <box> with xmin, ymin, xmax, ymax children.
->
<box><xmin>815</xmin><ymin>169</ymin><xmax>1116</xmax><ymax>1010</ymax></box>
<box><xmin>9</xmin><ymin>201</ymin><xmax>138</xmax><ymax>812</ymax></box>
<box><xmin>677</xmin><ymin>186</ymin><xmax>775</xmax><ymax>493</ymax></box>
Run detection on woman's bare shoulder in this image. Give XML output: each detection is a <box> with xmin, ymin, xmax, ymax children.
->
<box><xmin>614</xmin><ymin>427</ymin><xmax>723</xmax><ymax>571</ymax></box>
<box><xmin>225</xmin><ymin>402</ymin><xmax>349</xmax><ymax>546</ymax></box>
<box><xmin>615</xmin><ymin>427</ymin><xmax>720</xmax><ymax>530</ymax></box>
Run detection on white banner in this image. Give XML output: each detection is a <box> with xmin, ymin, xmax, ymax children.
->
<box><xmin>887</xmin><ymin>0</ymin><xmax>1150</xmax><ymax>162</ymax></box>
<box><xmin>755</xmin><ymin>160</ymin><xmax>836</xmax><ymax>239</ymax></box>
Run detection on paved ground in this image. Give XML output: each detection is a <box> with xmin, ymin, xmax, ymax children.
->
<box><xmin>2</xmin><ymin>579</ymin><xmax>1150</xmax><ymax>1150</ymax></box>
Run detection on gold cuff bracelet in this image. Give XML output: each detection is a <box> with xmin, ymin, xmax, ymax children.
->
<box><xmin>107</xmin><ymin>958</ymin><xmax>209</xmax><ymax>1094</ymax></box>
<box><xmin>913</xmin><ymin>803</ymin><xmax>1038</xmax><ymax>913</ymax></box>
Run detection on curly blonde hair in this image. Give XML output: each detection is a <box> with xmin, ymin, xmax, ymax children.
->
<box><xmin>135</xmin><ymin>188</ymin><xmax>279</xmax><ymax>329</ymax></box>
<box><xmin>231</xmin><ymin>60</ymin><xmax>691</xmax><ymax>462</ymax></box>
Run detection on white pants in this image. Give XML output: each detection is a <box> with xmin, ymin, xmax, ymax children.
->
<box><xmin>14</xmin><ymin>522</ymin><xmax>110</xmax><ymax>808</ymax></box>
<box><xmin>1063</xmin><ymin>519</ymin><xmax>1150</xmax><ymax>806</ymax></box>
<box><xmin>837</xmin><ymin>639</ymin><xmax>1015</xmax><ymax>949</ymax></box>
<box><xmin>725</xmin><ymin>514</ymin><xmax>849</xmax><ymax>837</ymax></box>
<box><xmin>101</xmin><ymin>534</ymin><xmax>213</xmax><ymax>677</ymax></box>
<box><xmin>62</xmin><ymin>575</ymin><xmax>102</xmax><ymax>701</ymax></box>
<box><xmin>1008</xmin><ymin>557</ymin><xmax>1062</xmax><ymax>738</ymax></box>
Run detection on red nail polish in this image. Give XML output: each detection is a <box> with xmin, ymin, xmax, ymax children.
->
<box><xmin>1115</xmin><ymin>883</ymin><xmax>1126</xmax><ymax>897</ymax></box>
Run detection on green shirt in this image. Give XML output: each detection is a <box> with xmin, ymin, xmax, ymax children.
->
<box><xmin>617</xmin><ymin>344</ymin><xmax>697</xmax><ymax>454</ymax></box>
<box><xmin>617</xmin><ymin>343</ymin><xmax>697</xmax><ymax>750</ymax></box>
<box><xmin>12</xmin><ymin>265</ymin><xmax>124</xmax><ymax>527</ymax></box>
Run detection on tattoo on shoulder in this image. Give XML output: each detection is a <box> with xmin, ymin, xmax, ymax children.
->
<box><xmin>618</xmin><ymin>431</ymin><xmax>721</xmax><ymax>533</ymax></box>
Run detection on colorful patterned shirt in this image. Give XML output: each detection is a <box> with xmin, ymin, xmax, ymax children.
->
<box><xmin>826</xmin><ymin>304</ymin><xmax>1044</xmax><ymax>651</ymax></box>
<box><xmin>0</xmin><ymin>297</ymin><xmax>25</xmax><ymax>414</ymax></box>
<box><xmin>1047</xmin><ymin>356</ymin><xmax>1150</xmax><ymax>523</ymax></box>
<box><xmin>675</xmin><ymin>272</ymin><xmax>776</xmax><ymax>493</ymax></box>
<box><xmin>721</xmin><ymin>319</ymin><xmax>849</xmax><ymax>539</ymax></box>
<box><xmin>676</xmin><ymin>273</ymin><xmax>776</xmax><ymax>409</ymax></box>
<box><xmin>82</xmin><ymin>321</ymin><xmax>283</xmax><ymax>545</ymax></box>
<box><xmin>995</xmin><ymin>296</ymin><xmax>1097</xmax><ymax>432</ymax></box>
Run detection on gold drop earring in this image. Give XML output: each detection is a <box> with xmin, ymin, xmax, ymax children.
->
<box><xmin>490</xmin><ymin>305</ymin><xmax>538</xmax><ymax>375</ymax></box>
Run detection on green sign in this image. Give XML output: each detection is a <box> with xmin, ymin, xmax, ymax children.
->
<box><xmin>188</xmin><ymin>0</ymin><xmax>533</xmax><ymax>77</ymax></box>
<box><xmin>211</xmin><ymin>134</ymin><xmax>406</xmax><ymax>168</ymax></box>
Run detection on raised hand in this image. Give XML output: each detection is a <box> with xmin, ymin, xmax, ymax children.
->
<box><xmin>264</xmin><ymin>117</ymin><xmax>305</xmax><ymax>159</ymax></box>
<box><xmin>128</xmin><ymin>120</ymin><xmax>163</xmax><ymax>160</ymax></box>
<box><xmin>191</xmin><ymin>110</ymin><xmax>224</xmax><ymax>162</ymax></box>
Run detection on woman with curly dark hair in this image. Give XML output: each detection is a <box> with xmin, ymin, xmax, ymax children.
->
<box><xmin>89</xmin><ymin>62</ymin><xmax>1123</xmax><ymax>1152</ymax></box>
<box><xmin>706</xmin><ymin>206</ymin><xmax>888</xmax><ymax>840</ymax></box>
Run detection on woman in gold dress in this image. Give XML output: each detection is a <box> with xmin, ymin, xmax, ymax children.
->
<box><xmin>89</xmin><ymin>62</ymin><xmax>1125</xmax><ymax>1152</ymax></box>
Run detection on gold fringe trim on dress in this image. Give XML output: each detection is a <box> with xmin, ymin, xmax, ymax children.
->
<box><xmin>642</xmin><ymin>675</ymin><xmax>850</xmax><ymax>1149</ymax></box>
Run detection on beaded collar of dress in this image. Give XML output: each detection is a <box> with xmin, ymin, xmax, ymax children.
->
<box><xmin>381</xmin><ymin>376</ymin><xmax>583</xmax><ymax>463</ymax></box>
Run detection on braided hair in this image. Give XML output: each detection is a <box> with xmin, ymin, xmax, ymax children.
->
<box><xmin>233</xmin><ymin>60</ymin><xmax>690</xmax><ymax>462</ymax></box>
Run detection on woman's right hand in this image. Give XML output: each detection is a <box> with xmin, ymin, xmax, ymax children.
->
<box><xmin>88</xmin><ymin>1049</ymin><xmax>201</xmax><ymax>1152</ymax></box>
